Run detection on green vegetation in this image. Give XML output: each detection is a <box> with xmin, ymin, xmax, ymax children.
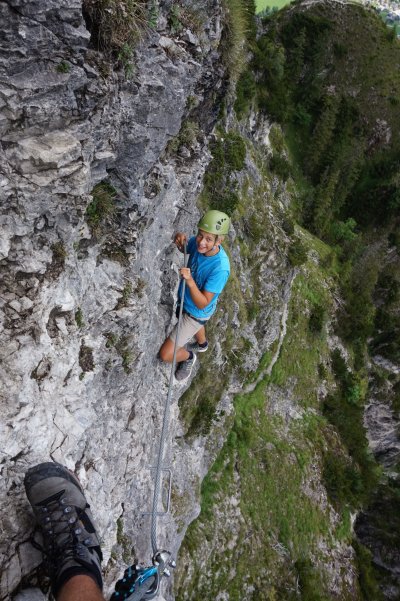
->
<box><xmin>86</xmin><ymin>181</ymin><xmax>117</xmax><ymax>235</ymax></box>
<box><xmin>148</xmin><ymin>2</ymin><xmax>158</xmax><ymax>29</ymax></box>
<box><xmin>252</xmin><ymin>3</ymin><xmax>400</xmax><ymax>238</ymax></box>
<box><xmin>322</xmin><ymin>351</ymin><xmax>381</xmax><ymax>511</ymax></box>
<box><xmin>75</xmin><ymin>307</ymin><xmax>85</xmax><ymax>329</ymax></box>
<box><xmin>101</xmin><ymin>244</ymin><xmax>129</xmax><ymax>266</ymax></box>
<box><xmin>353</xmin><ymin>539</ymin><xmax>385</xmax><ymax>601</ymax></box>
<box><xmin>79</xmin><ymin>342</ymin><xmax>95</xmax><ymax>372</ymax></box>
<box><xmin>56</xmin><ymin>61</ymin><xmax>71</xmax><ymax>73</ymax></box>
<box><xmin>104</xmin><ymin>332</ymin><xmax>134</xmax><ymax>373</ymax></box>
<box><xmin>177</xmin><ymin>385</ymin><xmax>335</xmax><ymax>599</ymax></box>
<box><xmin>287</xmin><ymin>236</ymin><xmax>307</xmax><ymax>266</ymax></box>
<box><xmin>82</xmin><ymin>0</ymin><xmax>148</xmax><ymax>52</ymax></box>
<box><xmin>256</xmin><ymin>0</ymin><xmax>291</xmax><ymax>12</ymax></box>
<box><xmin>355</xmin><ymin>479</ymin><xmax>400</xmax><ymax>599</ymax></box>
<box><xmin>117</xmin><ymin>43</ymin><xmax>135</xmax><ymax>78</ymax></box>
<box><xmin>116</xmin><ymin>517</ymin><xmax>135</xmax><ymax>564</ymax></box>
<box><xmin>220</xmin><ymin>0</ymin><xmax>256</xmax><ymax>89</ymax></box>
<box><xmin>167</xmin><ymin>4</ymin><xmax>204</xmax><ymax>37</ymax></box>
<box><xmin>234</xmin><ymin>69</ymin><xmax>256</xmax><ymax>118</ymax></box>
<box><xmin>167</xmin><ymin>120</ymin><xmax>200</xmax><ymax>154</ymax></box>
<box><xmin>308</xmin><ymin>302</ymin><xmax>325</xmax><ymax>333</ymax></box>
<box><xmin>176</xmin><ymin>249</ymin><xmax>359</xmax><ymax>599</ymax></box>
<box><xmin>176</xmin><ymin>4</ymin><xmax>400</xmax><ymax>598</ymax></box>
<box><xmin>202</xmin><ymin>131</ymin><xmax>247</xmax><ymax>214</ymax></box>
<box><xmin>115</xmin><ymin>281</ymin><xmax>133</xmax><ymax>309</ymax></box>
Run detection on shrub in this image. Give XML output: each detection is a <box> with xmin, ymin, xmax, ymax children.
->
<box><xmin>323</xmin><ymin>351</ymin><xmax>380</xmax><ymax>506</ymax></box>
<box><xmin>330</xmin><ymin>218</ymin><xmax>358</xmax><ymax>243</ymax></box>
<box><xmin>309</xmin><ymin>303</ymin><xmax>325</xmax><ymax>333</ymax></box>
<box><xmin>333</xmin><ymin>41</ymin><xmax>348</xmax><ymax>58</ymax></box>
<box><xmin>269</xmin><ymin>154</ymin><xmax>291</xmax><ymax>181</ymax></box>
<box><xmin>203</xmin><ymin>132</ymin><xmax>246</xmax><ymax>216</ymax></box>
<box><xmin>216</xmin><ymin>190</ymin><xmax>240</xmax><ymax>215</ymax></box>
<box><xmin>288</xmin><ymin>237</ymin><xmax>308</xmax><ymax>266</ymax></box>
<box><xmin>295</xmin><ymin>558</ymin><xmax>327</xmax><ymax>601</ymax></box>
<box><xmin>168</xmin><ymin>4</ymin><xmax>183</xmax><ymax>33</ymax></box>
<box><xmin>281</xmin><ymin>216</ymin><xmax>295</xmax><ymax>236</ymax></box>
<box><xmin>234</xmin><ymin>69</ymin><xmax>256</xmax><ymax>118</ymax></box>
<box><xmin>323</xmin><ymin>451</ymin><xmax>363</xmax><ymax>510</ymax></box>
<box><xmin>388</xmin><ymin>229</ymin><xmax>400</xmax><ymax>251</ymax></box>
<box><xmin>224</xmin><ymin>132</ymin><xmax>247</xmax><ymax>171</ymax></box>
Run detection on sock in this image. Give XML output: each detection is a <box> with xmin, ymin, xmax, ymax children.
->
<box><xmin>198</xmin><ymin>340</ymin><xmax>208</xmax><ymax>348</ymax></box>
<box><xmin>187</xmin><ymin>351</ymin><xmax>193</xmax><ymax>360</ymax></box>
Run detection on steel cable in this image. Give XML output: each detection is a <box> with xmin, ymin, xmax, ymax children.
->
<box><xmin>150</xmin><ymin>243</ymin><xmax>187</xmax><ymax>556</ymax></box>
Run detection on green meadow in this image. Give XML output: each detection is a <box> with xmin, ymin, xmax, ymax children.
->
<box><xmin>256</xmin><ymin>0</ymin><xmax>292</xmax><ymax>12</ymax></box>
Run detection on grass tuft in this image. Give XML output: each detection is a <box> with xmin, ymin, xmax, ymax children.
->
<box><xmin>86</xmin><ymin>181</ymin><xmax>117</xmax><ymax>235</ymax></box>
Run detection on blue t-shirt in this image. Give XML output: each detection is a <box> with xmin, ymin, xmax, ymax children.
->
<box><xmin>178</xmin><ymin>236</ymin><xmax>230</xmax><ymax>320</ymax></box>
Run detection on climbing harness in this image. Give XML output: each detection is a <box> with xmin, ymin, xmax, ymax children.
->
<box><xmin>111</xmin><ymin>245</ymin><xmax>187</xmax><ymax>601</ymax></box>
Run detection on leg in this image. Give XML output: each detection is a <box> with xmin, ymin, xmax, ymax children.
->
<box><xmin>159</xmin><ymin>313</ymin><xmax>203</xmax><ymax>363</ymax></box>
<box><xmin>159</xmin><ymin>337</ymin><xmax>190</xmax><ymax>363</ymax></box>
<box><xmin>24</xmin><ymin>463</ymin><xmax>103</xmax><ymax>599</ymax></box>
<box><xmin>159</xmin><ymin>314</ymin><xmax>202</xmax><ymax>382</ymax></box>
<box><xmin>58</xmin><ymin>575</ymin><xmax>105</xmax><ymax>601</ymax></box>
<box><xmin>194</xmin><ymin>326</ymin><xmax>206</xmax><ymax>345</ymax></box>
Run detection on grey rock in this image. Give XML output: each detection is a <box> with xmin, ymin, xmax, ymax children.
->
<box><xmin>182</xmin><ymin>29</ymin><xmax>199</xmax><ymax>46</ymax></box>
<box><xmin>8</xmin><ymin>301</ymin><xmax>22</xmax><ymax>314</ymax></box>
<box><xmin>14</xmin><ymin>589</ymin><xmax>46</xmax><ymax>601</ymax></box>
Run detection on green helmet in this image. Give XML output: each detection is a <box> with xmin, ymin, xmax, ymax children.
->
<box><xmin>198</xmin><ymin>210</ymin><xmax>230</xmax><ymax>235</ymax></box>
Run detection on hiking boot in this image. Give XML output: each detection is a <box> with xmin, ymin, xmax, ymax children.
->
<box><xmin>24</xmin><ymin>462</ymin><xmax>103</xmax><ymax>598</ymax></box>
<box><xmin>175</xmin><ymin>352</ymin><xmax>197</xmax><ymax>382</ymax></box>
<box><xmin>187</xmin><ymin>340</ymin><xmax>208</xmax><ymax>353</ymax></box>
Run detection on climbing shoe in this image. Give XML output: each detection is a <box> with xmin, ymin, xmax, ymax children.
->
<box><xmin>24</xmin><ymin>462</ymin><xmax>103</xmax><ymax>598</ymax></box>
<box><xmin>175</xmin><ymin>352</ymin><xmax>197</xmax><ymax>382</ymax></box>
<box><xmin>187</xmin><ymin>340</ymin><xmax>208</xmax><ymax>353</ymax></box>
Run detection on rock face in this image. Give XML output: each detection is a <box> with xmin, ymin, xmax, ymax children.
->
<box><xmin>364</xmin><ymin>386</ymin><xmax>400</xmax><ymax>469</ymax></box>
<box><xmin>0</xmin><ymin>1</ymin><xmax>232</xmax><ymax>597</ymax></box>
<box><xmin>0</xmin><ymin>1</ymin><xmax>364</xmax><ymax>600</ymax></box>
<box><xmin>355</xmin><ymin>362</ymin><xmax>400</xmax><ymax>600</ymax></box>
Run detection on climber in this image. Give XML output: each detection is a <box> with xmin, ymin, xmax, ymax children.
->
<box><xmin>159</xmin><ymin>210</ymin><xmax>231</xmax><ymax>382</ymax></box>
<box><xmin>23</xmin><ymin>461</ymin><xmax>164</xmax><ymax>601</ymax></box>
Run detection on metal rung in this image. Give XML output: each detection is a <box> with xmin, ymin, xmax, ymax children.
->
<box><xmin>142</xmin><ymin>467</ymin><xmax>172</xmax><ymax>516</ymax></box>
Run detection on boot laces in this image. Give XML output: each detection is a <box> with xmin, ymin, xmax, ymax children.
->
<box><xmin>31</xmin><ymin>495</ymin><xmax>92</xmax><ymax>570</ymax></box>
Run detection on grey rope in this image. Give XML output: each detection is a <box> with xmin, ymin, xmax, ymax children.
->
<box><xmin>150</xmin><ymin>243</ymin><xmax>188</xmax><ymax>556</ymax></box>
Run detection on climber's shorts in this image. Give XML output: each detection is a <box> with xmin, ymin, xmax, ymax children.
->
<box><xmin>169</xmin><ymin>312</ymin><xmax>207</xmax><ymax>348</ymax></box>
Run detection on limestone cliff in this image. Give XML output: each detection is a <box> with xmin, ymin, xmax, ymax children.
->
<box><xmin>1</xmin><ymin>0</ymin><xmax>291</xmax><ymax>598</ymax></box>
<box><xmin>0</xmin><ymin>0</ymin><xmax>233</xmax><ymax>597</ymax></box>
<box><xmin>2</xmin><ymin>1</ymin><xmax>397</xmax><ymax>600</ymax></box>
